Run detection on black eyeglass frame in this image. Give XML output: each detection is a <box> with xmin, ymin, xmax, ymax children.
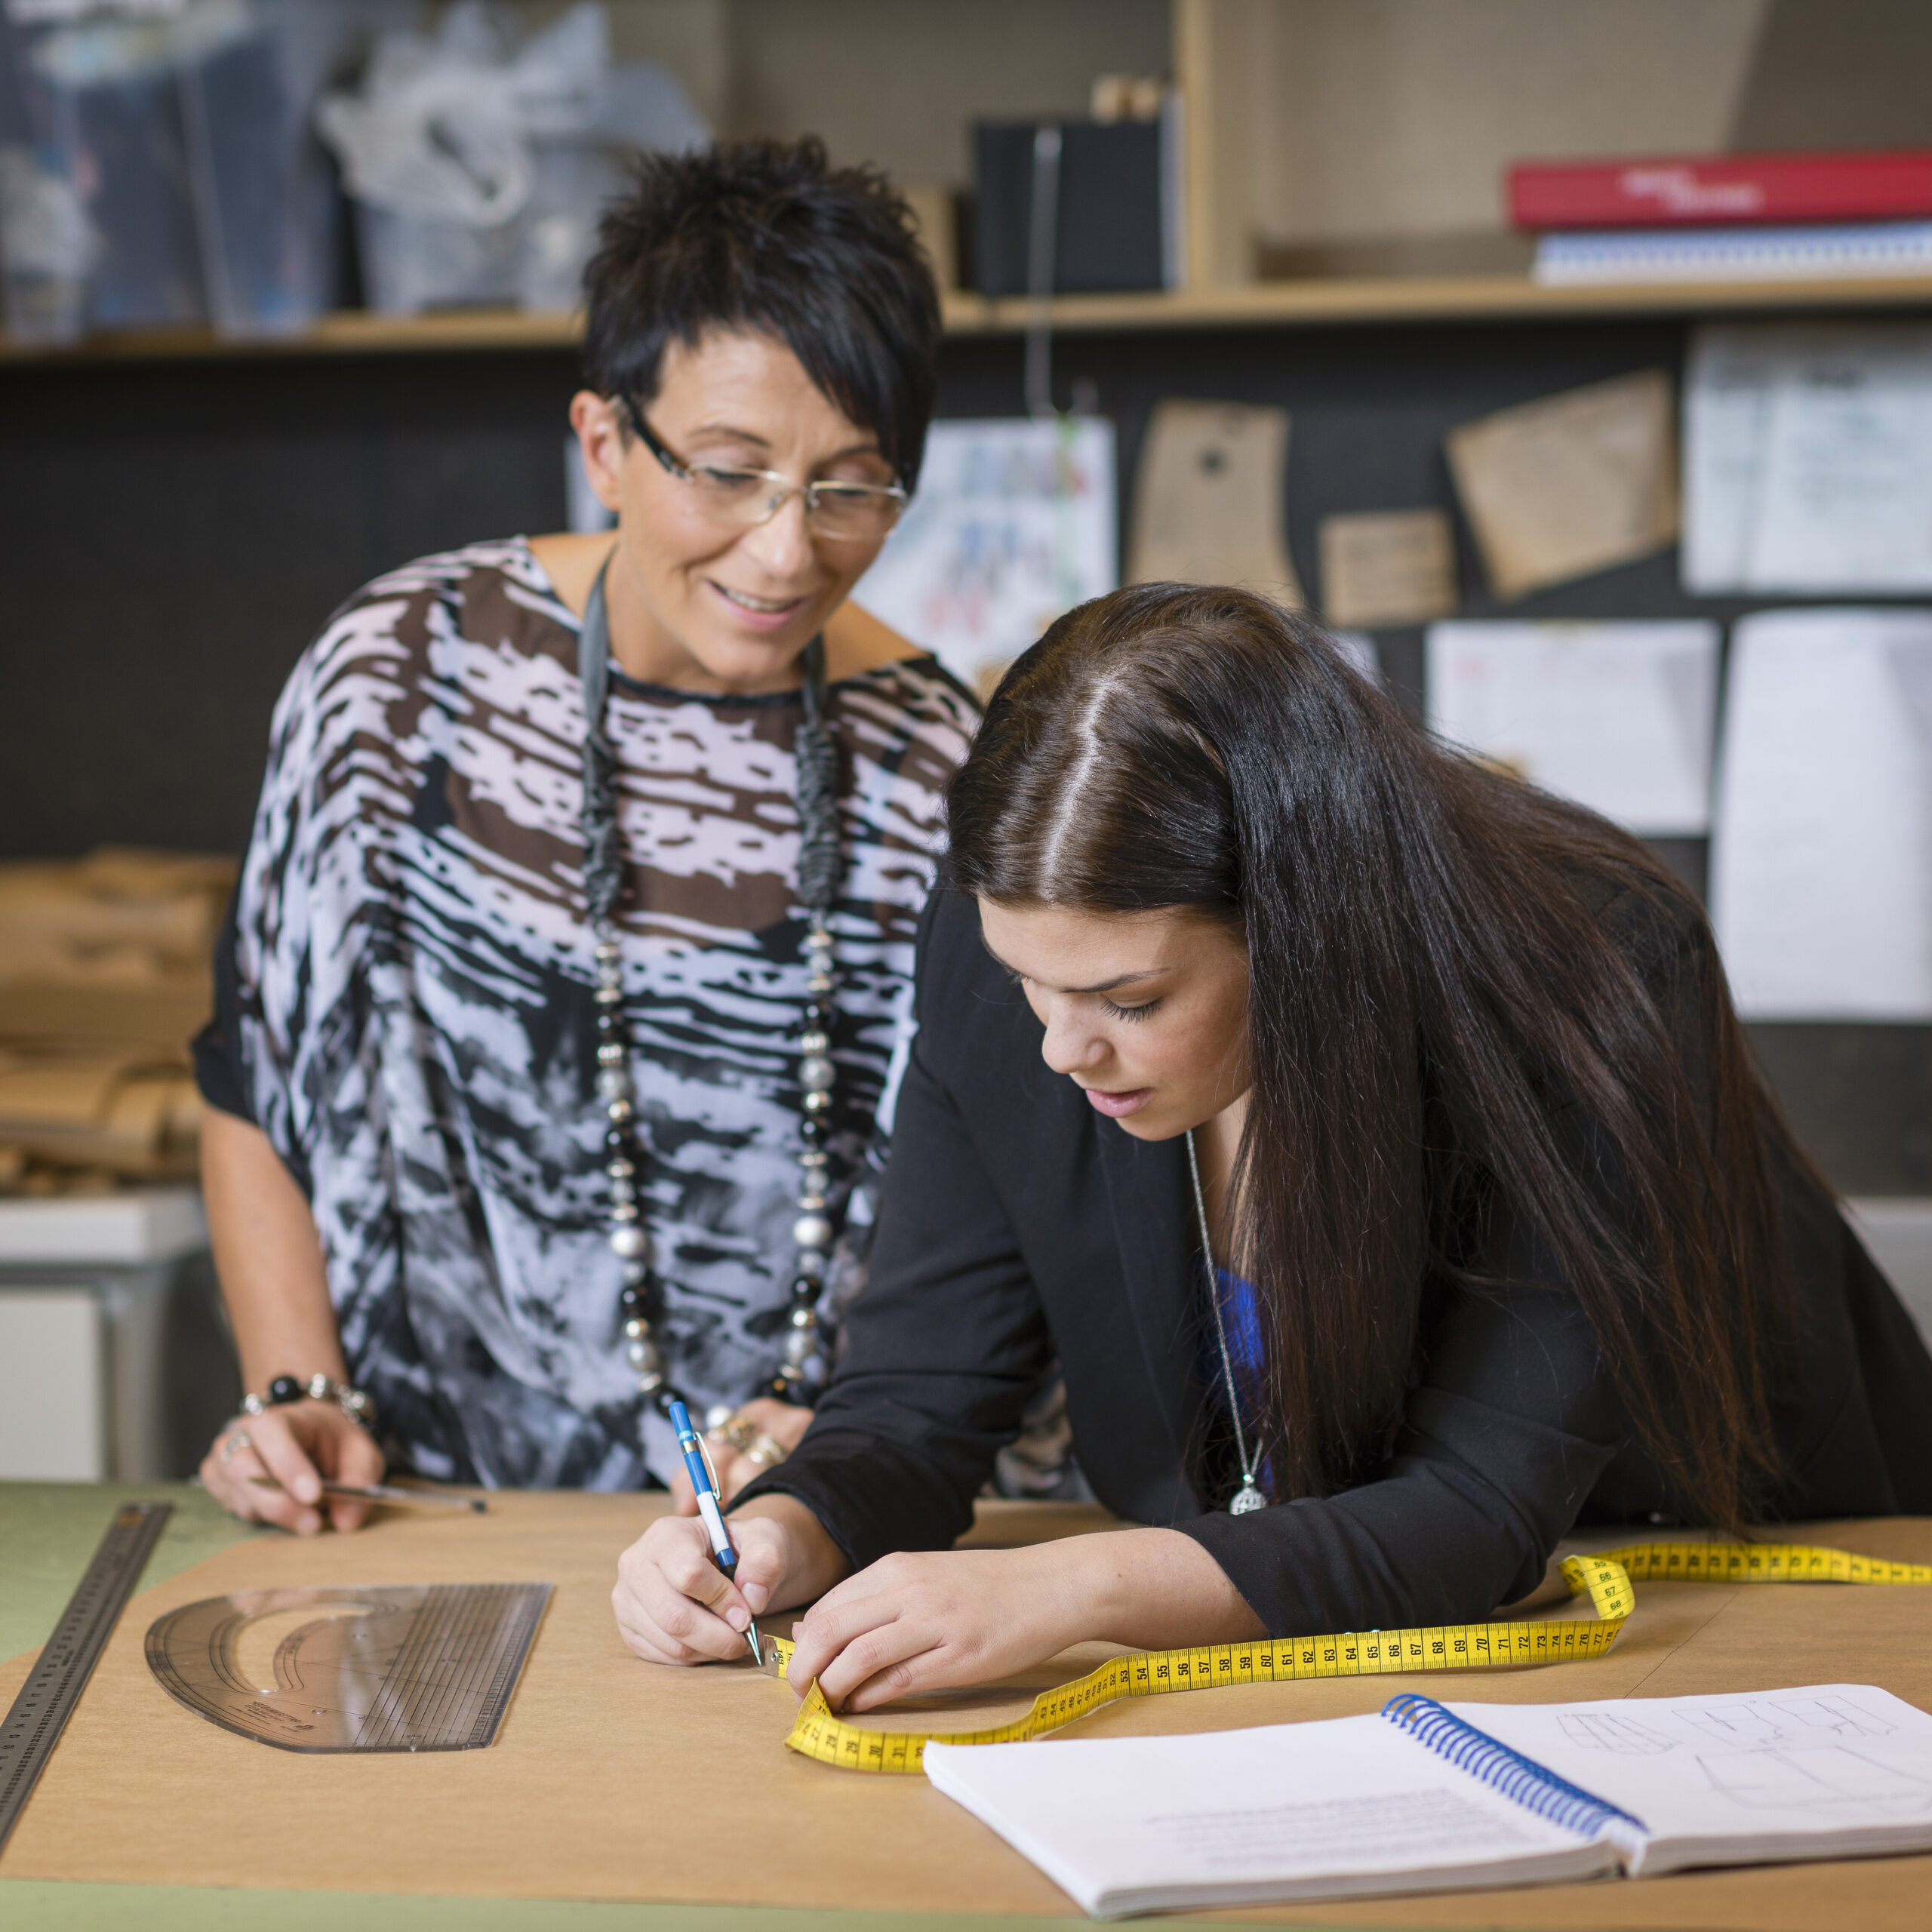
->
<box><xmin>620</xmin><ymin>397</ymin><xmax>909</xmax><ymax>538</ymax></box>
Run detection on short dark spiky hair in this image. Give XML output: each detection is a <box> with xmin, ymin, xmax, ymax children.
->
<box><xmin>582</xmin><ymin>138</ymin><xmax>943</xmax><ymax>489</ymax></box>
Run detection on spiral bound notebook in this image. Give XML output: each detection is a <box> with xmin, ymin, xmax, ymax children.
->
<box><xmin>923</xmin><ymin>1683</ymin><xmax>1932</xmax><ymax>1918</ymax></box>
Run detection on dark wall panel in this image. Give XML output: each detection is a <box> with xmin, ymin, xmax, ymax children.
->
<box><xmin>0</xmin><ymin>350</ymin><xmax>580</xmax><ymax>859</ymax></box>
<box><xmin>2</xmin><ymin>313</ymin><xmax>1927</xmax><ymax>1192</ymax></box>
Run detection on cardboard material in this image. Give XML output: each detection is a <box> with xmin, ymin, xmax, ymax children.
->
<box><xmin>1318</xmin><ymin>509</ymin><xmax>1458</xmax><ymax>627</ymax></box>
<box><xmin>0</xmin><ymin>1053</ymin><xmax>202</xmax><ymax>1177</ymax></box>
<box><xmin>1130</xmin><ymin>399</ymin><xmax>1305</xmax><ymax>608</ymax></box>
<box><xmin>1445</xmin><ymin>369</ymin><xmax>1679</xmax><ymax>601</ymax></box>
<box><xmin>2</xmin><ymin>1494</ymin><xmax>1929</xmax><ymax>1927</ymax></box>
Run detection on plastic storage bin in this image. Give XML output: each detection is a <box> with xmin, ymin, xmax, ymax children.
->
<box><xmin>0</xmin><ymin>8</ymin><xmax>205</xmax><ymax>335</ymax></box>
<box><xmin>355</xmin><ymin>201</ymin><xmax>519</xmax><ymax>315</ymax></box>
<box><xmin>0</xmin><ymin>2</ymin><xmax>408</xmax><ymax>345</ymax></box>
<box><xmin>0</xmin><ymin>11</ymin><xmax>88</xmax><ymax>344</ymax></box>
<box><xmin>320</xmin><ymin>5</ymin><xmax>707</xmax><ymax>316</ymax></box>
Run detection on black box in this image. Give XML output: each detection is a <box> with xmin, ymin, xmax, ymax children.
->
<box><xmin>971</xmin><ymin>116</ymin><xmax>1175</xmax><ymax>296</ymax></box>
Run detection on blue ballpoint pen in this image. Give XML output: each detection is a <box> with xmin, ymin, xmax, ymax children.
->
<box><xmin>669</xmin><ymin>1400</ymin><xmax>764</xmax><ymax>1663</ymax></box>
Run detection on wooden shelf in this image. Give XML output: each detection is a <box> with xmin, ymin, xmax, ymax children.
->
<box><xmin>946</xmin><ymin>273</ymin><xmax>1932</xmax><ymax>332</ymax></box>
<box><xmin>9</xmin><ymin>272</ymin><xmax>1932</xmax><ymax>364</ymax></box>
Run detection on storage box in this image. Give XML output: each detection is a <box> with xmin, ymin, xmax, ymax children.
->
<box><xmin>971</xmin><ymin>109</ymin><xmax>1181</xmax><ymax>297</ymax></box>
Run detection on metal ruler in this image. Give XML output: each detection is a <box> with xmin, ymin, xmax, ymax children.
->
<box><xmin>0</xmin><ymin>1500</ymin><xmax>171</xmax><ymax>1852</ymax></box>
<box><xmin>769</xmin><ymin>1540</ymin><xmax>1932</xmax><ymax>1774</ymax></box>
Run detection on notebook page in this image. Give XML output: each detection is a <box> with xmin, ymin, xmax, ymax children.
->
<box><xmin>924</xmin><ymin>1712</ymin><xmax>1620</xmax><ymax>1918</ymax></box>
<box><xmin>1448</xmin><ymin>1686</ymin><xmax>1932</xmax><ymax>1877</ymax></box>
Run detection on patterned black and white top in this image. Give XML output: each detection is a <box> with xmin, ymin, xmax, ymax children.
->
<box><xmin>197</xmin><ymin>538</ymin><xmax>977</xmax><ymax>1491</ymax></box>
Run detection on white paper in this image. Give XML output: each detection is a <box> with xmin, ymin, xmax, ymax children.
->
<box><xmin>924</xmin><ymin>1713</ymin><xmax>1614</xmax><ymax>1918</ymax></box>
<box><xmin>1456</xmin><ymin>1685</ymin><xmax>1932</xmax><ymax>1878</ymax></box>
<box><xmin>1426</xmin><ymin>621</ymin><xmax>1719</xmax><ymax>836</ymax></box>
<box><xmin>1712</xmin><ymin>608</ymin><xmax>1932</xmax><ymax>1020</ymax></box>
<box><xmin>1684</xmin><ymin>325</ymin><xmax>1932</xmax><ymax>594</ymax></box>
<box><xmin>854</xmin><ymin>417</ymin><xmax>1117</xmax><ymax>697</ymax></box>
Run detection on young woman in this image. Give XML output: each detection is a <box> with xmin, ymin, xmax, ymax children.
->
<box><xmin>194</xmin><ymin>140</ymin><xmax>977</xmax><ymax>1531</ymax></box>
<box><xmin>613</xmin><ymin>582</ymin><xmax>1932</xmax><ymax>1707</ymax></box>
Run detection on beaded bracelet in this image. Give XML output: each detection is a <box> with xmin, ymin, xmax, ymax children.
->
<box><xmin>239</xmin><ymin>1372</ymin><xmax>377</xmax><ymax>1431</ymax></box>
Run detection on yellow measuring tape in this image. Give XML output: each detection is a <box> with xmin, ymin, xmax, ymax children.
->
<box><xmin>765</xmin><ymin>1541</ymin><xmax>1932</xmax><ymax>1774</ymax></box>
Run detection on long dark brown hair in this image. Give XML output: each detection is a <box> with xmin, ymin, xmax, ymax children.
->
<box><xmin>948</xmin><ymin>583</ymin><xmax>1810</xmax><ymax>1529</ymax></box>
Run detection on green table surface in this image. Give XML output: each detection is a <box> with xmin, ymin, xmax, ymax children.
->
<box><xmin>0</xmin><ymin>1481</ymin><xmax>1377</xmax><ymax>1932</ymax></box>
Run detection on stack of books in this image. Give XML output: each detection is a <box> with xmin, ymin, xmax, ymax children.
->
<box><xmin>1512</xmin><ymin>149</ymin><xmax>1932</xmax><ymax>285</ymax></box>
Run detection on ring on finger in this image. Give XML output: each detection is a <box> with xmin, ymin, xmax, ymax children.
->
<box><xmin>706</xmin><ymin>1411</ymin><xmax>759</xmax><ymax>1454</ymax></box>
<box><xmin>742</xmin><ymin>1432</ymin><xmax>789</xmax><ymax>1469</ymax></box>
<box><xmin>220</xmin><ymin>1429</ymin><xmax>252</xmax><ymax>1463</ymax></box>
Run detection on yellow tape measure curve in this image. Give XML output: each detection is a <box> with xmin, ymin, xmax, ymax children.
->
<box><xmin>766</xmin><ymin>1540</ymin><xmax>1931</xmax><ymax>1775</ymax></box>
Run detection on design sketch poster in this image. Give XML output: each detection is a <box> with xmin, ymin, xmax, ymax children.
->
<box><xmin>854</xmin><ymin>417</ymin><xmax>1117</xmax><ymax>697</ymax></box>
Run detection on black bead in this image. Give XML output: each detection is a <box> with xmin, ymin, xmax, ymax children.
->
<box><xmin>595</xmin><ymin>1008</ymin><xmax>620</xmax><ymax>1033</ymax></box>
<box><xmin>789</xmin><ymin>1275</ymin><xmax>821</xmax><ymax>1302</ymax></box>
<box><xmin>605</xmin><ymin>1127</ymin><xmax>629</xmax><ymax>1153</ymax></box>
<box><xmin>619</xmin><ymin>1284</ymin><xmax>642</xmax><ymax>1310</ymax></box>
<box><xmin>803</xmin><ymin>1001</ymin><xmax>832</xmax><ymax>1029</ymax></box>
<box><xmin>268</xmin><ymin>1374</ymin><xmax>303</xmax><ymax>1406</ymax></box>
<box><xmin>798</xmin><ymin>1115</ymin><xmax>827</xmax><ymax>1147</ymax></box>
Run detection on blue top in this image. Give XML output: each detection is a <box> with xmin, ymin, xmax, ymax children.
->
<box><xmin>1206</xmin><ymin>1266</ymin><xmax>1272</xmax><ymax>1493</ymax></box>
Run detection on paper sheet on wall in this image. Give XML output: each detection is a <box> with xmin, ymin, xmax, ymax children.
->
<box><xmin>1444</xmin><ymin>369</ymin><xmax>1679</xmax><ymax>601</ymax></box>
<box><xmin>853</xmin><ymin>417</ymin><xmax>1117</xmax><ymax>697</ymax></box>
<box><xmin>1684</xmin><ymin>325</ymin><xmax>1932</xmax><ymax>594</ymax></box>
<box><xmin>1712</xmin><ymin>608</ymin><xmax>1932</xmax><ymax>1020</ymax></box>
<box><xmin>1128</xmin><ymin>398</ymin><xmax>1304</xmax><ymax>608</ymax></box>
<box><xmin>1318</xmin><ymin>508</ymin><xmax>1457</xmax><ymax>627</ymax></box>
<box><xmin>1426</xmin><ymin>620</ymin><xmax>1718</xmax><ymax>836</ymax></box>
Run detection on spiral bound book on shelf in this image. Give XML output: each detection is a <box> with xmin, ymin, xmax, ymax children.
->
<box><xmin>922</xmin><ymin>1683</ymin><xmax>1932</xmax><ymax>1918</ymax></box>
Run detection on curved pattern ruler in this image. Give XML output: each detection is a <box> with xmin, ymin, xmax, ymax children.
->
<box><xmin>767</xmin><ymin>1540</ymin><xmax>1932</xmax><ymax>1775</ymax></box>
<box><xmin>145</xmin><ymin>1582</ymin><xmax>551</xmax><ymax>1753</ymax></box>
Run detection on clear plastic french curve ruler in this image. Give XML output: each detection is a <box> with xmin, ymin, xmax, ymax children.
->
<box><xmin>763</xmin><ymin>1540</ymin><xmax>1932</xmax><ymax>1775</ymax></box>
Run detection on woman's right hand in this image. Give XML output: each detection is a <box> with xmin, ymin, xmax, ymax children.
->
<box><xmin>200</xmin><ymin>1398</ymin><xmax>386</xmax><ymax>1534</ymax></box>
<box><xmin>611</xmin><ymin>1511</ymin><xmax>794</xmax><ymax>1663</ymax></box>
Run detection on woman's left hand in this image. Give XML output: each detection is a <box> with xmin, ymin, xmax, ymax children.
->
<box><xmin>780</xmin><ymin>1542</ymin><xmax>1089</xmax><ymax>1714</ymax></box>
<box><xmin>669</xmin><ymin>1398</ymin><xmax>814</xmax><ymax>1513</ymax></box>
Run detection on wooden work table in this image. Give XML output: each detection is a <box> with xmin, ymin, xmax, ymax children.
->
<box><xmin>2</xmin><ymin>1481</ymin><xmax>1929</xmax><ymax>1930</ymax></box>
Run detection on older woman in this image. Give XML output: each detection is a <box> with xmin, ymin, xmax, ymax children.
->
<box><xmin>194</xmin><ymin>139</ymin><xmax>976</xmax><ymax>1531</ymax></box>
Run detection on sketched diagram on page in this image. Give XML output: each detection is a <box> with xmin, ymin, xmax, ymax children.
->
<box><xmin>1679</xmin><ymin>1696</ymin><xmax>1930</xmax><ymax>1811</ymax></box>
<box><xmin>1559</xmin><ymin>1712</ymin><xmax>1676</xmax><ymax>1755</ymax></box>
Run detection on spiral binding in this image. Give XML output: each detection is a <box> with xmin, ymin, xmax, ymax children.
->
<box><xmin>1381</xmin><ymin>1694</ymin><xmax>1647</xmax><ymax>1840</ymax></box>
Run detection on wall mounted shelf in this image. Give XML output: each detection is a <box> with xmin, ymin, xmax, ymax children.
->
<box><xmin>8</xmin><ymin>271</ymin><xmax>1932</xmax><ymax>366</ymax></box>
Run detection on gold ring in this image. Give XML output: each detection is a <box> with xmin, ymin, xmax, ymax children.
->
<box><xmin>706</xmin><ymin>1412</ymin><xmax>760</xmax><ymax>1454</ymax></box>
<box><xmin>743</xmin><ymin>1432</ymin><xmax>789</xmax><ymax>1469</ymax></box>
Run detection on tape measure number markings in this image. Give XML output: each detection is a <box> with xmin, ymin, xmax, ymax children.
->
<box><xmin>0</xmin><ymin>1500</ymin><xmax>172</xmax><ymax>1852</ymax></box>
<box><xmin>764</xmin><ymin>1540</ymin><xmax>1930</xmax><ymax>1775</ymax></box>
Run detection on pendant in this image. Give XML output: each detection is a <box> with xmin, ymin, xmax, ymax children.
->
<box><xmin>1229</xmin><ymin>1481</ymin><xmax>1267</xmax><ymax>1515</ymax></box>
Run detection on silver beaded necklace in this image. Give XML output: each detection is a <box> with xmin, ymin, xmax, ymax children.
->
<box><xmin>1184</xmin><ymin>1126</ymin><xmax>1267</xmax><ymax>1514</ymax></box>
<box><xmin>578</xmin><ymin>560</ymin><xmax>840</xmax><ymax>1425</ymax></box>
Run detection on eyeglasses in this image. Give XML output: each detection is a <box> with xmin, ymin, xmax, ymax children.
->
<box><xmin>622</xmin><ymin>399</ymin><xmax>908</xmax><ymax>543</ymax></box>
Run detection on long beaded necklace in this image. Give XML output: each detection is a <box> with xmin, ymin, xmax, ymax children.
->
<box><xmin>1184</xmin><ymin>1127</ymin><xmax>1268</xmax><ymax>1514</ymax></box>
<box><xmin>577</xmin><ymin>560</ymin><xmax>841</xmax><ymax>1425</ymax></box>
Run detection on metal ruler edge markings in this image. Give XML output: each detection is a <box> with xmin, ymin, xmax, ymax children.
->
<box><xmin>0</xmin><ymin>1500</ymin><xmax>172</xmax><ymax>1854</ymax></box>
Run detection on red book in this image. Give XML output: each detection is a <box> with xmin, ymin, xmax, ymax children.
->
<box><xmin>1509</xmin><ymin>149</ymin><xmax>1932</xmax><ymax>230</ymax></box>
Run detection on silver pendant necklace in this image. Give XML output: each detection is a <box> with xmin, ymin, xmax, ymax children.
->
<box><xmin>1184</xmin><ymin>1127</ymin><xmax>1267</xmax><ymax>1514</ymax></box>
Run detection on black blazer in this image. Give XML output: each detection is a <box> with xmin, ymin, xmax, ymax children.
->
<box><xmin>741</xmin><ymin>886</ymin><xmax>1932</xmax><ymax>1637</ymax></box>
